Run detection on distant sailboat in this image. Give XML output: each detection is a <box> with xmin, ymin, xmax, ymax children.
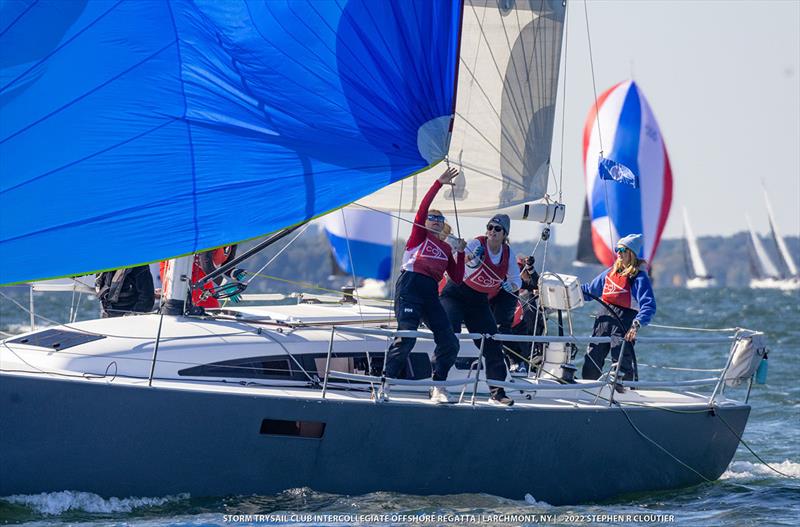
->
<box><xmin>682</xmin><ymin>208</ymin><xmax>716</xmax><ymax>288</ymax></box>
<box><xmin>763</xmin><ymin>190</ymin><xmax>800</xmax><ymax>290</ymax></box>
<box><xmin>746</xmin><ymin>215</ymin><xmax>789</xmax><ymax>290</ymax></box>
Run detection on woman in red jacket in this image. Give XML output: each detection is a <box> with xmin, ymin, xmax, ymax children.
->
<box><xmin>382</xmin><ymin>167</ymin><xmax>466</xmax><ymax>404</ymax></box>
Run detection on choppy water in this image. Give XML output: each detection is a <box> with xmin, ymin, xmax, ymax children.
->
<box><xmin>0</xmin><ymin>287</ymin><xmax>798</xmax><ymax>526</ymax></box>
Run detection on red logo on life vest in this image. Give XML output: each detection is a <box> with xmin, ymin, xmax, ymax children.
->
<box><xmin>601</xmin><ymin>271</ymin><xmax>631</xmax><ymax>308</ymax></box>
<box><xmin>602</xmin><ymin>278</ymin><xmax>628</xmax><ymax>297</ymax></box>
<box><xmin>420</xmin><ymin>239</ymin><xmax>448</xmax><ymax>261</ymax></box>
<box><xmin>469</xmin><ymin>268</ymin><xmax>502</xmax><ymax>288</ymax></box>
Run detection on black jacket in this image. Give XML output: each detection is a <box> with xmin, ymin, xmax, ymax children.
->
<box><xmin>95</xmin><ymin>265</ymin><xmax>155</xmax><ymax>317</ymax></box>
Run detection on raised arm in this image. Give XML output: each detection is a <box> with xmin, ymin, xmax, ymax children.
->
<box><xmin>407</xmin><ymin>167</ymin><xmax>458</xmax><ymax>248</ymax></box>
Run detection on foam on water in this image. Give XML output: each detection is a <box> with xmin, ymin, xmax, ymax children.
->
<box><xmin>523</xmin><ymin>494</ymin><xmax>552</xmax><ymax>507</ymax></box>
<box><xmin>1</xmin><ymin>491</ymin><xmax>190</xmax><ymax>515</ymax></box>
<box><xmin>721</xmin><ymin>460</ymin><xmax>800</xmax><ymax>480</ymax></box>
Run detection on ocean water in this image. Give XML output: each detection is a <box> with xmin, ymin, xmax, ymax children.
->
<box><xmin>0</xmin><ymin>287</ymin><xmax>798</xmax><ymax>526</ymax></box>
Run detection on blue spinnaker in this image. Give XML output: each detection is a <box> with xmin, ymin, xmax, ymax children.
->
<box><xmin>0</xmin><ymin>0</ymin><xmax>460</xmax><ymax>284</ymax></box>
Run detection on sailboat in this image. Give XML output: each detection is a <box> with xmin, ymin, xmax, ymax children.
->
<box><xmin>682</xmin><ymin>208</ymin><xmax>716</xmax><ymax>289</ymax></box>
<box><xmin>761</xmin><ymin>190</ymin><xmax>800</xmax><ymax>290</ymax></box>
<box><xmin>0</xmin><ymin>1</ymin><xmax>763</xmax><ymax>504</ymax></box>
<box><xmin>746</xmin><ymin>214</ymin><xmax>798</xmax><ymax>290</ymax></box>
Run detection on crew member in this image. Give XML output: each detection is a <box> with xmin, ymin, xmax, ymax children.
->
<box><xmin>498</xmin><ymin>255</ymin><xmax>544</xmax><ymax>374</ymax></box>
<box><xmin>439</xmin><ymin>214</ymin><xmax>521</xmax><ymax>406</ymax></box>
<box><xmin>580</xmin><ymin>233</ymin><xmax>656</xmax><ymax>391</ymax></box>
<box><xmin>95</xmin><ymin>265</ymin><xmax>155</xmax><ymax>317</ymax></box>
<box><xmin>382</xmin><ymin>168</ymin><xmax>466</xmax><ymax>404</ymax></box>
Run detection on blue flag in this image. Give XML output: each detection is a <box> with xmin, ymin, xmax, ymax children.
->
<box><xmin>598</xmin><ymin>156</ymin><xmax>639</xmax><ymax>188</ymax></box>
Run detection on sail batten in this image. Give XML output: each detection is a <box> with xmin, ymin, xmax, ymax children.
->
<box><xmin>0</xmin><ymin>0</ymin><xmax>462</xmax><ymax>285</ymax></box>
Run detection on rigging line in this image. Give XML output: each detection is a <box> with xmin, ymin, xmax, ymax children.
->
<box><xmin>390</xmin><ymin>179</ymin><xmax>405</xmax><ymax>310</ymax></box>
<box><xmin>581</xmin><ymin>0</ymin><xmax>615</xmax><ymax>257</ymax></box>
<box><xmin>715</xmin><ymin>411</ymin><xmax>797</xmax><ymax>479</ymax></box>
<box><xmin>0</xmin><ymin>289</ymin><xmax>66</xmax><ymax>328</ymax></box>
<box><xmin>583</xmin><ymin>0</ymin><xmax>603</xmax><ymax>153</ymax></box>
<box><xmin>250</xmin><ymin>272</ymin><xmax>393</xmax><ymax>304</ymax></box>
<box><xmin>340</xmin><ymin>208</ymin><xmax>368</xmax><ymax>329</ymax></box>
<box><xmin>445</xmin><ymin>157</ymin><xmax>462</xmax><ymax>240</ymax></box>
<box><xmin>557</xmin><ymin>0</ymin><xmax>570</xmax><ymax>203</ymax></box>
<box><xmin>244</xmin><ymin>223</ymin><xmax>312</xmax><ymax>286</ymax></box>
<box><xmin>617</xmin><ymin>404</ymin><xmax>713</xmax><ymax>483</ymax></box>
<box><xmin>466</xmin><ymin>2</ymin><xmax>535</xmax><ymax>142</ymax></box>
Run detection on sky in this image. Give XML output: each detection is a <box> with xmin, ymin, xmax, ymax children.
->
<box><xmin>411</xmin><ymin>0</ymin><xmax>800</xmax><ymax>246</ymax></box>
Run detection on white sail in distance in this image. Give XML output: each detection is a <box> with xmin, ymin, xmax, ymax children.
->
<box><xmin>763</xmin><ymin>189</ymin><xmax>798</xmax><ymax>276</ymax></box>
<box><xmin>682</xmin><ymin>208</ymin><xmax>710</xmax><ymax>278</ymax></box>
<box><xmin>359</xmin><ymin>0</ymin><xmax>566</xmax><ymax>220</ymax></box>
<box><xmin>746</xmin><ymin>215</ymin><xmax>780</xmax><ymax>279</ymax></box>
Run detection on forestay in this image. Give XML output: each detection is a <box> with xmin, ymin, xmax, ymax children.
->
<box><xmin>359</xmin><ymin>0</ymin><xmax>566</xmax><ymax>218</ymax></box>
<box><xmin>0</xmin><ymin>0</ymin><xmax>460</xmax><ymax>284</ymax></box>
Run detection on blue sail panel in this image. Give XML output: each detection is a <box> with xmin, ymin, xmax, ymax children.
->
<box><xmin>323</xmin><ymin>208</ymin><xmax>392</xmax><ymax>281</ymax></box>
<box><xmin>0</xmin><ymin>0</ymin><xmax>460</xmax><ymax>284</ymax></box>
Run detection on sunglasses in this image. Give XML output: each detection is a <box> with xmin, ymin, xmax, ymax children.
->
<box><xmin>486</xmin><ymin>224</ymin><xmax>504</xmax><ymax>233</ymax></box>
<box><xmin>427</xmin><ymin>214</ymin><xmax>445</xmax><ymax>222</ymax></box>
<box><xmin>615</xmin><ymin>247</ymin><xmax>628</xmax><ymax>254</ymax></box>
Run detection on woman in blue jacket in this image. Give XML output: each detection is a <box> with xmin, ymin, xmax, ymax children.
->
<box><xmin>580</xmin><ymin>233</ymin><xmax>656</xmax><ymax>388</ymax></box>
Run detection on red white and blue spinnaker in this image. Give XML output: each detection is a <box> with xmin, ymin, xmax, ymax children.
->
<box><xmin>581</xmin><ymin>80</ymin><xmax>673</xmax><ymax>266</ymax></box>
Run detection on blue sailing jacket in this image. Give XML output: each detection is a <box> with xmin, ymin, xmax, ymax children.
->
<box><xmin>581</xmin><ymin>268</ymin><xmax>657</xmax><ymax>326</ymax></box>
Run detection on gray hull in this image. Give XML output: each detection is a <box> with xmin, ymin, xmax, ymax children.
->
<box><xmin>0</xmin><ymin>374</ymin><xmax>748</xmax><ymax>505</ymax></box>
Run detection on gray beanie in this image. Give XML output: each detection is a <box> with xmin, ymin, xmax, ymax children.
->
<box><xmin>488</xmin><ymin>214</ymin><xmax>511</xmax><ymax>235</ymax></box>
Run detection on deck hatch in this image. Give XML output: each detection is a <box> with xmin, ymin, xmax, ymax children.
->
<box><xmin>260</xmin><ymin>419</ymin><xmax>326</xmax><ymax>438</ymax></box>
<box><xmin>8</xmin><ymin>329</ymin><xmax>106</xmax><ymax>350</ymax></box>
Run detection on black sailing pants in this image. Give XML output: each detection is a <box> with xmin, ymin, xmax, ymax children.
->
<box><xmin>384</xmin><ymin>272</ymin><xmax>460</xmax><ymax>381</ymax></box>
<box><xmin>582</xmin><ymin>304</ymin><xmax>638</xmax><ymax>381</ymax></box>
<box><xmin>440</xmin><ymin>281</ymin><xmax>507</xmax><ymax>393</ymax></box>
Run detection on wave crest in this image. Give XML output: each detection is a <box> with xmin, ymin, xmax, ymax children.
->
<box><xmin>1</xmin><ymin>490</ymin><xmax>189</xmax><ymax>515</ymax></box>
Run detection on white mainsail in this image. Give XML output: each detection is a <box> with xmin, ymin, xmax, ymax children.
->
<box><xmin>359</xmin><ymin>0</ymin><xmax>565</xmax><ymax>220</ymax></box>
<box><xmin>746</xmin><ymin>215</ymin><xmax>780</xmax><ymax>279</ymax></box>
<box><xmin>682</xmin><ymin>208</ymin><xmax>711</xmax><ymax>279</ymax></box>
<box><xmin>763</xmin><ymin>189</ymin><xmax>798</xmax><ymax>277</ymax></box>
